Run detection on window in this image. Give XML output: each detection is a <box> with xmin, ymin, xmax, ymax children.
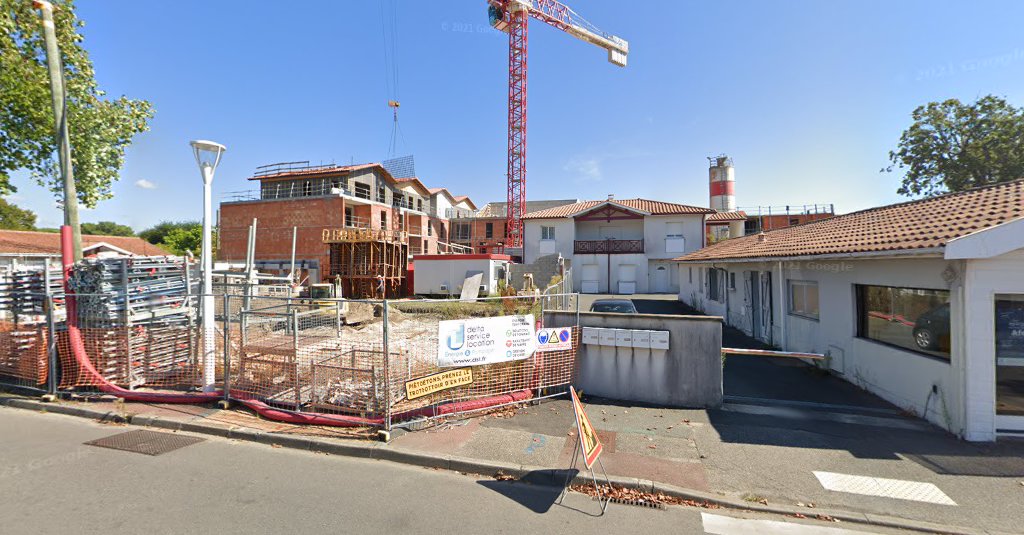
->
<box><xmin>485</xmin><ymin>222</ymin><xmax>494</xmax><ymax>238</ymax></box>
<box><xmin>344</xmin><ymin>207</ymin><xmax>354</xmax><ymax>227</ymax></box>
<box><xmin>688</xmin><ymin>266</ymin><xmax>693</xmax><ymax>284</ymax></box>
<box><xmin>377</xmin><ymin>184</ymin><xmax>387</xmax><ymax>203</ymax></box>
<box><xmin>354</xmin><ymin>182</ymin><xmax>370</xmax><ymax>200</ymax></box>
<box><xmin>856</xmin><ymin>285</ymin><xmax>950</xmax><ymax>360</ymax></box>
<box><xmin>541</xmin><ymin>226</ymin><xmax>555</xmax><ymax>240</ymax></box>
<box><xmin>398</xmin><ymin>212</ymin><xmax>404</xmax><ymax>229</ymax></box>
<box><xmin>380</xmin><ymin>211</ymin><xmax>387</xmax><ymax>230</ymax></box>
<box><xmin>303</xmin><ymin>181</ymin><xmax>312</xmax><ymax>196</ymax></box>
<box><xmin>707</xmin><ymin>268</ymin><xmax>725</xmax><ymax>303</ymax></box>
<box><xmin>417</xmin><ymin>199</ymin><xmax>423</xmax><ymax>212</ymax></box>
<box><xmin>788</xmin><ymin>280</ymin><xmax>819</xmax><ymax>320</ymax></box>
<box><xmin>665</xmin><ymin>222</ymin><xmax>685</xmax><ymax>253</ymax></box>
<box><xmin>729</xmin><ymin>272</ymin><xmax>736</xmax><ymax>291</ymax></box>
<box><xmin>427</xmin><ymin>221</ymin><xmax>432</xmax><ymax>236</ymax></box>
<box><xmin>455</xmin><ymin>223</ymin><xmax>471</xmax><ymax>240</ymax></box>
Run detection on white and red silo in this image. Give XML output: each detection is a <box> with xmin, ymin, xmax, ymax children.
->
<box><xmin>708</xmin><ymin>155</ymin><xmax>736</xmax><ymax>211</ymax></box>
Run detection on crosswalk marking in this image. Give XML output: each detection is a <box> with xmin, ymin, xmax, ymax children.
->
<box><xmin>700</xmin><ymin>512</ymin><xmax>882</xmax><ymax>534</ymax></box>
<box><xmin>813</xmin><ymin>471</ymin><xmax>956</xmax><ymax>505</ymax></box>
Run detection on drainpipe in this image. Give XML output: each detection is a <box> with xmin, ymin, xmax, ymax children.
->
<box><xmin>777</xmin><ymin>261</ymin><xmax>787</xmax><ymax>350</ymax></box>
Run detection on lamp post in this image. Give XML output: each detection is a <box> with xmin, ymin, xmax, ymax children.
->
<box><xmin>190</xmin><ymin>140</ymin><xmax>226</xmax><ymax>391</ymax></box>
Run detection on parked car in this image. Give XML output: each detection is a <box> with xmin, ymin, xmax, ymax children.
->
<box><xmin>589</xmin><ymin>299</ymin><xmax>637</xmax><ymax>314</ymax></box>
<box><xmin>913</xmin><ymin>302</ymin><xmax>950</xmax><ymax>351</ymax></box>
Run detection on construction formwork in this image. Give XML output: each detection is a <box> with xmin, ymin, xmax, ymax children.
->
<box><xmin>326</xmin><ymin>228</ymin><xmax>408</xmax><ymax>299</ymax></box>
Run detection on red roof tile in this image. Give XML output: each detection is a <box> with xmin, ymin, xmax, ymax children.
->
<box><xmin>523</xmin><ymin>198</ymin><xmax>715</xmax><ymax>219</ymax></box>
<box><xmin>0</xmin><ymin>230</ymin><xmax>167</xmax><ymax>256</ymax></box>
<box><xmin>707</xmin><ymin>211</ymin><xmax>748</xmax><ymax>222</ymax></box>
<box><xmin>676</xmin><ymin>179</ymin><xmax>1024</xmax><ymax>262</ymax></box>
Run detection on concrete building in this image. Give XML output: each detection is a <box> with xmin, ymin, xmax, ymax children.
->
<box><xmin>523</xmin><ymin>197</ymin><xmax>714</xmax><ymax>295</ymax></box>
<box><xmin>675</xmin><ymin>180</ymin><xmax>1024</xmax><ymax>441</ymax></box>
<box><xmin>219</xmin><ymin>161</ymin><xmax>473</xmax><ymax>295</ymax></box>
<box><xmin>411</xmin><ymin>253</ymin><xmax>511</xmax><ymax>296</ymax></box>
<box><xmin>449</xmin><ymin>199</ymin><xmax>579</xmax><ymax>259</ymax></box>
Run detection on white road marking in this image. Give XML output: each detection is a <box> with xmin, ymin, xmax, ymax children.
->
<box><xmin>813</xmin><ymin>471</ymin><xmax>956</xmax><ymax>505</ymax></box>
<box><xmin>701</xmin><ymin>512</ymin><xmax>882</xmax><ymax>534</ymax></box>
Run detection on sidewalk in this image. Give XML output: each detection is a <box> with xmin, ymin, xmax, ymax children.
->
<box><xmin>2</xmin><ymin>391</ymin><xmax>1022</xmax><ymax>534</ymax></box>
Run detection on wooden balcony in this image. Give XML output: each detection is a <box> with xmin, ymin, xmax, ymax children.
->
<box><xmin>573</xmin><ymin>239</ymin><xmax>644</xmax><ymax>254</ymax></box>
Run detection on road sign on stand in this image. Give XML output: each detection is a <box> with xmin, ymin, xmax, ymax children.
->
<box><xmin>556</xmin><ymin>386</ymin><xmax>612</xmax><ymax>515</ymax></box>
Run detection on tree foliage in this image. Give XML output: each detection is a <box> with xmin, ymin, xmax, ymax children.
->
<box><xmin>0</xmin><ymin>198</ymin><xmax>37</xmax><ymax>230</ymax></box>
<box><xmin>80</xmin><ymin>220</ymin><xmax>134</xmax><ymax>236</ymax></box>
<box><xmin>0</xmin><ymin>0</ymin><xmax>153</xmax><ymax>207</ymax></box>
<box><xmin>885</xmin><ymin>95</ymin><xmax>1024</xmax><ymax>197</ymax></box>
<box><xmin>139</xmin><ymin>220</ymin><xmax>199</xmax><ymax>245</ymax></box>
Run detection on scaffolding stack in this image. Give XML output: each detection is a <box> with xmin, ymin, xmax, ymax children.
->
<box><xmin>326</xmin><ymin>228</ymin><xmax>408</xmax><ymax>298</ymax></box>
<box><xmin>64</xmin><ymin>257</ymin><xmax>201</xmax><ymax>388</ymax></box>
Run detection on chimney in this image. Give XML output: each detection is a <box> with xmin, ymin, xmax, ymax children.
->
<box><xmin>757</xmin><ymin>232</ymin><xmax>767</xmax><ymax>243</ymax></box>
<box><xmin>607</xmin><ymin>194</ymin><xmax>615</xmax><ymax>201</ymax></box>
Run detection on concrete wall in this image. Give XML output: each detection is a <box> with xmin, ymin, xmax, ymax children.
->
<box><xmin>523</xmin><ymin>219</ymin><xmax>575</xmax><ymax>264</ymax></box>
<box><xmin>643</xmin><ymin>215</ymin><xmax>705</xmax><ymax>260</ymax></box>
<box><xmin>545</xmin><ymin>311</ymin><xmax>723</xmax><ymax>408</ymax></box>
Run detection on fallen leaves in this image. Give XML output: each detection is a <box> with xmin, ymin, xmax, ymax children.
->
<box><xmin>569</xmin><ymin>483</ymin><xmax>721</xmax><ymax>509</ymax></box>
<box><xmin>493</xmin><ymin>470</ymin><xmax>515</xmax><ymax>481</ymax></box>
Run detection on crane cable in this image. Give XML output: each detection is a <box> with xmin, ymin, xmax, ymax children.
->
<box><xmin>380</xmin><ymin>0</ymin><xmax>406</xmax><ymax>158</ymax></box>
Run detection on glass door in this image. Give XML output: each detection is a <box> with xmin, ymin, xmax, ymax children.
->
<box><xmin>995</xmin><ymin>294</ymin><xmax>1024</xmax><ymax>417</ymax></box>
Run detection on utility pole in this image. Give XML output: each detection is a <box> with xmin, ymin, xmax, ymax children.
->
<box><xmin>35</xmin><ymin>0</ymin><xmax>82</xmax><ymax>261</ymax></box>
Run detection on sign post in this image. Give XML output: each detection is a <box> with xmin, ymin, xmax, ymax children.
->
<box><xmin>557</xmin><ymin>386</ymin><xmax>612</xmax><ymax>515</ymax></box>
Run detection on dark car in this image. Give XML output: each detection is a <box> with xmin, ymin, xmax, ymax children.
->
<box><xmin>589</xmin><ymin>299</ymin><xmax>637</xmax><ymax>314</ymax></box>
<box><xmin>913</xmin><ymin>302</ymin><xmax>950</xmax><ymax>351</ymax></box>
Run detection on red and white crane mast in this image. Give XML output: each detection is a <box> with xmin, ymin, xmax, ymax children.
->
<box><xmin>488</xmin><ymin>0</ymin><xmax>628</xmax><ymax>249</ymax></box>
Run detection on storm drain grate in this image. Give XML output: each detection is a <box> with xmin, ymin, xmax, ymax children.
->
<box><xmin>85</xmin><ymin>430</ymin><xmax>205</xmax><ymax>456</ymax></box>
<box><xmin>603</xmin><ymin>497</ymin><xmax>666</xmax><ymax>510</ymax></box>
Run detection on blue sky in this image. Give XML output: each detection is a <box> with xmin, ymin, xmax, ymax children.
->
<box><xmin>9</xmin><ymin>0</ymin><xmax>1024</xmax><ymax>230</ymax></box>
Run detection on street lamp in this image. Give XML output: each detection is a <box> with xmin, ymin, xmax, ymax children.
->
<box><xmin>190</xmin><ymin>139</ymin><xmax>226</xmax><ymax>391</ymax></box>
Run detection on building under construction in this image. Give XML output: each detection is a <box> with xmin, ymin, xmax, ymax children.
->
<box><xmin>324</xmin><ymin>227</ymin><xmax>407</xmax><ymax>298</ymax></box>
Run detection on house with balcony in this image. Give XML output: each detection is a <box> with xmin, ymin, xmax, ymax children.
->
<box><xmin>522</xmin><ymin>196</ymin><xmax>714</xmax><ymax>294</ymax></box>
<box><xmin>219</xmin><ymin>161</ymin><xmax>473</xmax><ymax>285</ymax></box>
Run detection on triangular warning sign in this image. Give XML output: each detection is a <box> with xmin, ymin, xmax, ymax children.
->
<box><xmin>570</xmin><ymin>386</ymin><xmax>603</xmax><ymax>469</ymax></box>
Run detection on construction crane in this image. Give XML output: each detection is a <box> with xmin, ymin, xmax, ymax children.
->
<box><xmin>487</xmin><ymin>0</ymin><xmax>628</xmax><ymax>249</ymax></box>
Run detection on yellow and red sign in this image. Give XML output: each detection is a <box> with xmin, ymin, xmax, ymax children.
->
<box><xmin>570</xmin><ymin>386</ymin><xmax>603</xmax><ymax>469</ymax></box>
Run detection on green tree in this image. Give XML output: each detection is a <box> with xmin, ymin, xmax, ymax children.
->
<box><xmin>80</xmin><ymin>220</ymin><xmax>134</xmax><ymax>236</ymax></box>
<box><xmin>0</xmin><ymin>0</ymin><xmax>154</xmax><ymax>207</ymax></box>
<box><xmin>885</xmin><ymin>95</ymin><xmax>1024</xmax><ymax>197</ymax></box>
<box><xmin>159</xmin><ymin>225</ymin><xmax>215</xmax><ymax>257</ymax></box>
<box><xmin>139</xmin><ymin>220</ymin><xmax>200</xmax><ymax>245</ymax></box>
<box><xmin>0</xmin><ymin>198</ymin><xmax>36</xmax><ymax>230</ymax></box>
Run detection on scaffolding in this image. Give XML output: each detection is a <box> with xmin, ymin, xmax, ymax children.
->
<box><xmin>325</xmin><ymin>228</ymin><xmax>408</xmax><ymax>299</ymax></box>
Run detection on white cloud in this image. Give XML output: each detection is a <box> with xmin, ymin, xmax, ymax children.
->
<box><xmin>134</xmin><ymin>179</ymin><xmax>157</xmax><ymax>190</ymax></box>
<box><xmin>563</xmin><ymin>156</ymin><xmax>603</xmax><ymax>183</ymax></box>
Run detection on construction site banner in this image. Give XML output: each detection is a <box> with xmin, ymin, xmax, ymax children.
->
<box><xmin>437</xmin><ymin>314</ymin><xmax>536</xmax><ymax>367</ymax></box>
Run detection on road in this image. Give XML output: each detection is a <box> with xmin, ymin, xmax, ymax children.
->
<box><xmin>0</xmin><ymin>407</ymin><xmax>906</xmax><ymax>534</ymax></box>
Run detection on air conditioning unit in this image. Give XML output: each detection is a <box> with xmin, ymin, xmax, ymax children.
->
<box><xmin>439</xmin><ymin>284</ymin><xmax>448</xmax><ymax>292</ymax></box>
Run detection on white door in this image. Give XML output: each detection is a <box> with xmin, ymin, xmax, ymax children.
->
<box><xmin>652</xmin><ymin>265</ymin><xmax>669</xmax><ymax>293</ymax></box>
<box><xmin>995</xmin><ymin>294</ymin><xmax>1024</xmax><ymax>430</ymax></box>
<box><xmin>618</xmin><ymin>264</ymin><xmax>637</xmax><ymax>294</ymax></box>
<box><xmin>581</xmin><ymin>264</ymin><xmax>600</xmax><ymax>294</ymax></box>
<box><xmin>758</xmin><ymin>271</ymin><xmax>773</xmax><ymax>344</ymax></box>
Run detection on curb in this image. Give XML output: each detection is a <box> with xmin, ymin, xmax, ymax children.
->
<box><xmin>0</xmin><ymin>396</ymin><xmax>987</xmax><ymax>535</ymax></box>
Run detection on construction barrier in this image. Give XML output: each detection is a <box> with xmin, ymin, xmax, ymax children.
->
<box><xmin>0</xmin><ymin>263</ymin><xmax>581</xmax><ymax>431</ymax></box>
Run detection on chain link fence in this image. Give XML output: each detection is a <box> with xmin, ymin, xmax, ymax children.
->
<box><xmin>0</xmin><ymin>263</ymin><xmax>581</xmax><ymax>431</ymax></box>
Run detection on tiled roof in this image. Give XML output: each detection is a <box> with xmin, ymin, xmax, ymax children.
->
<box><xmin>393</xmin><ymin>176</ymin><xmax>432</xmax><ymax>196</ymax></box>
<box><xmin>676</xmin><ymin>179</ymin><xmax>1024</xmax><ymax>262</ymax></box>
<box><xmin>477</xmin><ymin>199</ymin><xmax>580</xmax><ymax>218</ymax></box>
<box><xmin>707</xmin><ymin>211</ymin><xmax>748</xmax><ymax>222</ymax></box>
<box><xmin>0</xmin><ymin>230</ymin><xmax>167</xmax><ymax>256</ymax></box>
<box><xmin>523</xmin><ymin>198</ymin><xmax>715</xmax><ymax>219</ymax></box>
<box><xmin>452</xmin><ymin>195</ymin><xmax>476</xmax><ymax>209</ymax></box>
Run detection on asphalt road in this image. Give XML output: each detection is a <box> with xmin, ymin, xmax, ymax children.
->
<box><xmin>0</xmin><ymin>408</ymin><xmax>904</xmax><ymax>535</ymax></box>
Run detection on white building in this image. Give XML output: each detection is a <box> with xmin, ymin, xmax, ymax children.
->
<box><xmin>523</xmin><ymin>197</ymin><xmax>714</xmax><ymax>294</ymax></box>
<box><xmin>675</xmin><ymin>180</ymin><xmax>1024</xmax><ymax>441</ymax></box>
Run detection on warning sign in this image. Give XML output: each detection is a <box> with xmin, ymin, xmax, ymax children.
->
<box><xmin>570</xmin><ymin>386</ymin><xmax>603</xmax><ymax>469</ymax></box>
<box><xmin>536</xmin><ymin>327</ymin><xmax>573</xmax><ymax>352</ymax></box>
<box><xmin>405</xmin><ymin>368</ymin><xmax>473</xmax><ymax>400</ymax></box>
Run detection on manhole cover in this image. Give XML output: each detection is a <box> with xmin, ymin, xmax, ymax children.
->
<box><xmin>85</xmin><ymin>430</ymin><xmax>205</xmax><ymax>456</ymax></box>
